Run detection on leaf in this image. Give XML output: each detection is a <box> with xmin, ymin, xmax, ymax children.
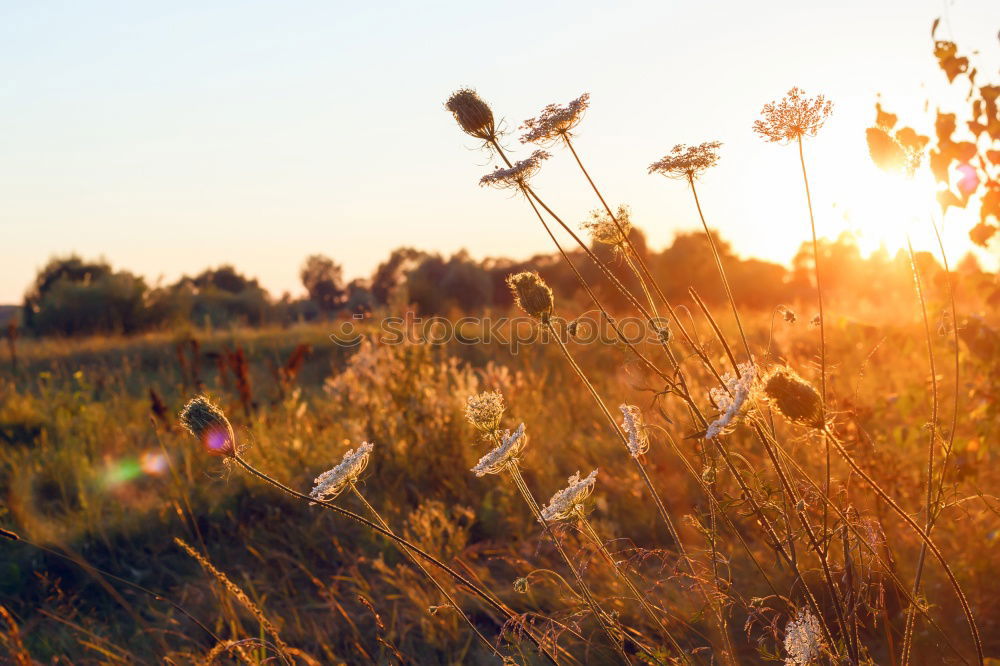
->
<box><xmin>875</xmin><ymin>102</ymin><xmax>897</xmax><ymax>129</ymax></box>
<box><xmin>969</xmin><ymin>221</ymin><xmax>997</xmax><ymax>247</ymax></box>
<box><xmin>866</xmin><ymin>127</ymin><xmax>906</xmax><ymax>173</ymax></box>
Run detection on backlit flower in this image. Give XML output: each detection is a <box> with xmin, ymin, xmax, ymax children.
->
<box><xmin>619</xmin><ymin>404</ymin><xmax>649</xmax><ymax>457</ymax></box>
<box><xmin>445</xmin><ymin>88</ymin><xmax>497</xmax><ymax>142</ymax></box>
<box><xmin>178</xmin><ymin>395</ymin><xmax>237</xmax><ymax>458</ymax></box>
<box><xmin>582</xmin><ymin>205</ymin><xmax>632</xmax><ymax>247</ymax></box>
<box><xmin>705</xmin><ymin>362</ymin><xmax>756</xmax><ymax>439</ymax></box>
<box><xmin>479</xmin><ymin>150</ymin><xmax>550</xmax><ymax>189</ymax></box>
<box><xmin>648</xmin><ymin>141</ymin><xmax>722</xmax><ymax>180</ymax></box>
<box><xmin>471</xmin><ymin>423</ymin><xmax>527</xmax><ymax>476</ymax></box>
<box><xmin>753</xmin><ymin>87</ymin><xmax>833</xmax><ymax>143</ymax></box>
<box><xmin>310</xmin><ymin>442</ymin><xmax>374</xmax><ymax>502</ymax></box>
<box><xmin>466</xmin><ymin>390</ymin><xmax>505</xmax><ymax>433</ymax></box>
<box><xmin>540</xmin><ymin>470</ymin><xmax>598</xmax><ymax>522</ymax></box>
<box><xmin>783</xmin><ymin>608</ymin><xmax>822</xmax><ymax>665</ymax></box>
<box><xmin>520</xmin><ymin>94</ymin><xmax>590</xmax><ymax>144</ymax></box>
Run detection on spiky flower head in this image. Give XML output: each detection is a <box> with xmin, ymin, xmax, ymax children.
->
<box><xmin>466</xmin><ymin>390</ymin><xmax>505</xmax><ymax>433</ymax></box>
<box><xmin>445</xmin><ymin>88</ymin><xmax>497</xmax><ymax>141</ymax></box>
<box><xmin>648</xmin><ymin>141</ymin><xmax>722</xmax><ymax>180</ymax></box>
<box><xmin>178</xmin><ymin>395</ymin><xmax>237</xmax><ymax>457</ymax></box>
<box><xmin>506</xmin><ymin>271</ymin><xmax>554</xmax><ymax>321</ymax></box>
<box><xmin>582</xmin><ymin>205</ymin><xmax>632</xmax><ymax>247</ymax></box>
<box><xmin>540</xmin><ymin>470</ymin><xmax>598</xmax><ymax>522</ymax></box>
<box><xmin>471</xmin><ymin>423</ymin><xmax>527</xmax><ymax>476</ymax></box>
<box><xmin>479</xmin><ymin>150</ymin><xmax>550</xmax><ymax>189</ymax></box>
<box><xmin>783</xmin><ymin>608</ymin><xmax>823</xmax><ymax>665</ymax></box>
<box><xmin>619</xmin><ymin>404</ymin><xmax>650</xmax><ymax>457</ymax></box>
<box><xmin>763</xmin><ymin>366</ymin><xmax>825</xmax><ymax>429</ymax></box>
<box><xmin>705</xmin><ymin>361</ymin><xmax>757</xmax><ymax>439</ymax></box>
<box><xmin>753</xmin><ymin>87</ymin><xmax>833</xmax><ymax>143</ymax></box>
<box><xmin>520</xmin><ymin>93</ymin><xmax>590</xmax><ymax>145</ymax></box>
<box><xmin>310</xmin><ymin>442</ymin><xmax>374</xmax><ymax>502</ymax></box>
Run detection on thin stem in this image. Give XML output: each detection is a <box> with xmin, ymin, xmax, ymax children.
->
<box><xmin>349</xmin><ymin>483</ymin><xmax>499</xmax><ymax>657</ymax></box>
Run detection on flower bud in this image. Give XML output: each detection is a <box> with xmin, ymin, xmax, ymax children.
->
<box><xmin>763</xmin><ymin>367</ymin><xmax>824</xmax><ymax>428</ymax></box>
<box><xmin>445</xmin><ymin>88</ymin><xmax>496</xmax><ymax>141</ymax></box>
<box><xmin>178</xmin><ymin>395</ymin><xmax>237</xmax><ymax>457</ymax></box>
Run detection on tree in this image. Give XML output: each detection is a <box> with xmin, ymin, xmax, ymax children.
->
<box><xmin>300</xmin><ymin>255</ymin><xmax>346</xmax><ymax>313</ymax></box>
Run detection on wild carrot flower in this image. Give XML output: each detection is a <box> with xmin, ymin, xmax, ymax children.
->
<box><xmin>763</xmin><ymin>366</ymin><xmax>825</xmax><ymax>429</ymax></box>
<box><xmin>445</xmin><ymin>88</ymin><xmax>497</xmax><ymax>142</ymax></box>
<box><xmin>705</xmin><ymin>362</ymin><xmax>756</xmax><ymax>439</ymax></box>
<box><xmin>310</xmin><ymin>442</ymin><xmax>374</xmax><ymax>501</ymax></box>
<box><xmin>506</xmin><ymin>271</ymin><xmax>554</xmax><ymax>321</ymax></box>
<box><xmin>582</xmin><ymin>205</ymin><xmax>632</xmax><ymax>247</ymax></box>
<box><xmin>479</xmin><ymin>150</ymin><xmax>550</xmax><ymax>189</ymax></box>
<box><xmin>619</xmin><ymin>404</ymin><xmax>650</xmax><ymax>457</ymax></box>
<box><xmin>178</xmin><ymin>395</ymin><xmax>237</xmax><ymax>457</ymax></box>
<box><xmin>753</xmin><ymin>87</ymin><xmax>833</xmax><ymax>143</ymax></box>
<box><xmin>648</xmin><ymin>141</ymin><xmax>722</xmax><ymax>180</ymax></box>
<box><xmin>519</xmin><ymin>93</ymin><xmax>590</xmax><ymax>145</ymax></box>
<box><xmin>539</xmin><ymin>470</ymin><xmax>598</xmax><ymax>522</ymax></box>
<box><xmin>783</xmin><ymin>608</ymin><xmax>823</xmax><ymax>665</ymax></box>
<box><xmin>466</xmin><ymin>390</ymin><xmax>505</xmax><ymax>433</ymax></box>
<box><xmin>471</xmin><ymin>423</ymin><xmax>527</xmax><ymax>476</ymax></box>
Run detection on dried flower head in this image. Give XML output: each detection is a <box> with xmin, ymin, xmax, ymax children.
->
<box><xmin>178</xmin><ymin>395</ymin><xmax>237</xmax><ymax>457</ymax></box>
<box><xmin>753</xmin><ymin>87</ymin><xmax>833</xmax><ymax>143</ymax></box>
<box><xmin>471</xmin><ymin>423</ymin><xmax>527</xmax><ymax>476</ymax></box>
<box><xmin>763</xmin><ymin>367</ymin><xmax>825</xmax><ymax>428</ymax></box>
<box><xmin>520</xmin><ymin>93</ymin><xmax>590</xmax><ymax>144</ymax></box>
<box><xmin>506</xmin><ymin>271</ymin><xmax>554</xmax><ymax>321</ymax></box>
<box><xmin>582</xmin><ymin>205</ymin><xmax>632</xmax><ymax>247</ymax></box>
<box><xmin>310</xmin><ymin>442</ymin><xmax>374</xmax><ymax>502</ymax></box>
<box><xmin>619</xmin><ymin>404</ymin><xmax>650</xmax><ymax>457</ymax></box>
<box><xmin>783</xmin><ymin>608</ymin><xmax>823</xmax><ymax>665</ymax></box>
<box><xmin>648</xmin><ymin>141</ymin><xmax>722</xmax><ymax>180</ymax></box>
<box><xmin>479</xmin><ymin>150</ymin><xmax>550</xmax><ymax>189</ymax></box>
<box><xmin>540</xmin><ymin>470</ymin><xmax>598</xmax><ymax>522</ymax></box>
<box><xmin>466</xmin><ymin>390</ymin><xmax>505</xmax><ymax>433</ymax></box>
<box><xmin>445</xmin><ymin>88</ymin><xmax>497</xmax><ymax>141</ymax></box>
<box><xmin>705</xmin><ymin>362</ymin><xmax>756</xmax><ymax>439</ymax></box>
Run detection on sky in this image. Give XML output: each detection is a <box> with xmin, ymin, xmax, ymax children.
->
<box><xmin>1</xmin><ymin>0</ymin><xmax>998</xmax><ymax>303</ymax></box>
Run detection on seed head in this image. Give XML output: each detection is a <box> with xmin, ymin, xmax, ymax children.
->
<box><xmin>445</xmin><ymin>88</ymin><xmax>497</xmax><ymax>141</ymax></box>
<box><xmin>466</xmin><ymin>390</ymin><xmax>505</xmax><ymax>433</ymax></box>
<box><xmin>763</xmin><ymin>366</ymin><xmax>825</xmax><ymax>429</ymax></box>
<box><xmin>479</xmin><ymin>150</ymin><xmax>550</xmax><ymax>189</ymax></box>
<box><xmin>310</xmin><ymin>442</ymin><xmax>374</xmax><ymax>502</ymax></box>
<box><xmin>471</xmin><ymin>423</ymin><xmax>527</xmax><ymax>476</ymax></box>
<box><xmin>540</xmin><ymin>470</ymin><xmax>598</xmax><ymax>522</ymax></box>
<box><xmin>520</xmin><ymin>93</ymin><xmax>590</xmax><ymax>145</ymax></box>
<box><xmin>705</xmin><ymin>361</ymin><xmax>757</xmax><ymax>439</ymax></box>
<box><xmin>753</xmin><ymin>87</ymin><xmax>833</xmax><ymax>143</ymax></box>
<box><xmin>648</xmin><ymin>141</ymin><xmax>722</xmax><ymax>180</ymax></box>
<box><xmin>506</xmin><ymin>271</ymin><xmax>554</xmax><ymax>321</ymax></box>
<box><xmin>582</xmin><ymin>205</ymin><xmax>632</xmax><ymax>247</ymax></box>
<box><xmin>178</xmin><ymin>395</ymin><xmax>237</xmax><ymax>457</ymax></box>
<box><xmin>619</xmin><ymin>404</ymin><xmax>650</xmax><ymax>457</ymax></box>
<box><xmin>783</xmin><ymin>608</ymin><xmax>823</xmax><ymax>665</ymax></box>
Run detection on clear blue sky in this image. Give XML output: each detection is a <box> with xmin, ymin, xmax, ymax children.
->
<box><xmin>1</xmin><ymin>0</ymin><xmax>997</xmax><ymax>303</ymax></box>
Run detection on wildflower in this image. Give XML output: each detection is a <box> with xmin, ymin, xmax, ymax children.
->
<box><xmin>513</xmin><ymin>577</ymin><xmax>529</xmax><ymax>593</ymax></box>
<box><xmin>310</xmin><ymin>442</ymin><xmax>374</xmax><ymax>502</ymax></box>
<box><xmin>582</xmin><ymin>205</ymin><xmax>632</xmax><ymax>247</ymax></box>
<box><xmin>763</xmin><ymin>367</ymin><xmax>825</xmax><ymax>429</ymax></box>
<box><xmin>753</xmin><ymin>87</ymin><xmax>833</xmax><ymax>143</ymax></box>
<box><xmin>648</xmin><ymin>141</ymin><xmax>722</xmax><ymax>180</ymax></box>
<box><xmin>619</xmin><ymin>404</ymin><xmax>650</xmax><ymax>457</ymax></box>
<box><xmin>705</xmin><ymin>362</ymin><xmax>756</xmax><ymax>439</ymax></box>
<box><xmin>445</xmin><ymin>88</ymin><xmax>497</xmax><ymax>141</ymax></box>
<box><xmin>540</xmin><ymin>470</ymin><xmax>598</xmax><ymax>522</ymax></box>
<box><xmin>471</xmin><ymin>423</ymin><xmax>527</xmax><ymax>476</ymax></box>
<box><xmin>520</xmin><ymin>93</ymin><xmax>590</xmax><ymax>144</ymax></box>
<box><xmin>178</xmin><ymin>395</ymin><xmax>237</xmax><ymax>457</ymax></box>
<box><xmin>506</xmin><ymin>271</ymin><xmax>554</xmax><ymax>321</ymax></box>
<box><xmin>783</xmin><ymin>608</ymin><xmax>823</xmax><ymax>665</ymax></box>
<box><xmin>479</xmin><ymin>150</ymin><xmax>550</xmax><ymax>190</ymax></box>
<box><xmin>466</xmin><ymin>390</ymin><xmax>505</xmax><ymax>432</ymax></box>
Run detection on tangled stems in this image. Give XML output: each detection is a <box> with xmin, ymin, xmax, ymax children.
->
<box><xmin>504</xmin><ymin>462</ymin><xmax>631</xmax><ymax>664</ymax></box>
<box><xmin>347</xmin><ymin>483</ymin><xmax>498</xmax><ymax>658</ymax></box>
<box><xmin>230</xmin><ymin>454</ymin><xmax>560</xmax><ymax>664</ymax></box>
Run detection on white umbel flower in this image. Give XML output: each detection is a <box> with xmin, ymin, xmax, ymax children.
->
<box><xmin>471</xmin><ymin>423</ymin><xmax>527</xmax><ymax>477</ymax></box>
<box><xmin>539</xmin><ymin>470</ymin><xmax>598</xmax><ymax>522</ymax></box>
<box><xmin>705</xmin><ymin>362</ymin><xmax>756</xmax><ymax>439</ymax></box>
<box><xmin>783</xmin><ymin>608</ymin><xmax>822</xmax><ymax>665</ymax></box>
<box><xmin>310</xmin><ymin>442</ymin><xmax>374</xmax><ymax>502</ymax></box>
<box><xmin>619</xmin><ymin>404</ymin><xmax>649</xmax><ymax>457</ymax></box>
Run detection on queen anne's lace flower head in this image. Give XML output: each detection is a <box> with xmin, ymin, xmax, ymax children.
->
<box><xmin>705</xmin><ymin>361</ymin><xmax>756</xmax><ymax>439</ymax></box>
<box><xmin>753</xmin><ymin>87</ymin><xmax>833</xmax><ymax>143</ymax></box>
<box><xmin>445</xmin><ymin>88</ymin><xmax>497</xmax><ymax>141</ymax></box>
<box><xmin>179</xmin><ymin>395</ymin><xmax>238</xmax><ymax>458</ymax></box>
<box><xmin>539</xmin><ymin>470</ymin><xmax>598</xmax><ymax>522</ymax></box>
<box><xmin>648</xmin><ymin>141</ymin><xmax>722</xmax><ymax>180</ymax></box>
<box><xmin>471</xmin><ymin>423</ymin><xmax>527</xmax><ymax>476</ymax></box>
<box><xmin>466</xmin><ymin>390</ymin><xmax>505</xmax><ymax>432</ymax></box>
<box><xmin>479</xmin><ymin>151</ymin><xmax>550</xmax><ymax>189</ymax></box>
<box><xmin>520</xmin><ymin>94</ymin><xmax>590</xmax><ymax>144</ymax></box>
<box><xmin>619</xmin><ymin>404</ymin><xmax>650</xmax><ymax>457</ymax></box>
<box><xmin>783</xmin><ymin>608</ymin><xmax>822</xmax><ymax>665</ymax></box>
<box><xmin>582</xmin><ymin>205</ymin><xmax>632</xmax><ymax>247</ymax></box>
<box><xmin>310</xmin><ymin>442</ymin><xmax>374</xmax><ymax>502</ymax></box>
